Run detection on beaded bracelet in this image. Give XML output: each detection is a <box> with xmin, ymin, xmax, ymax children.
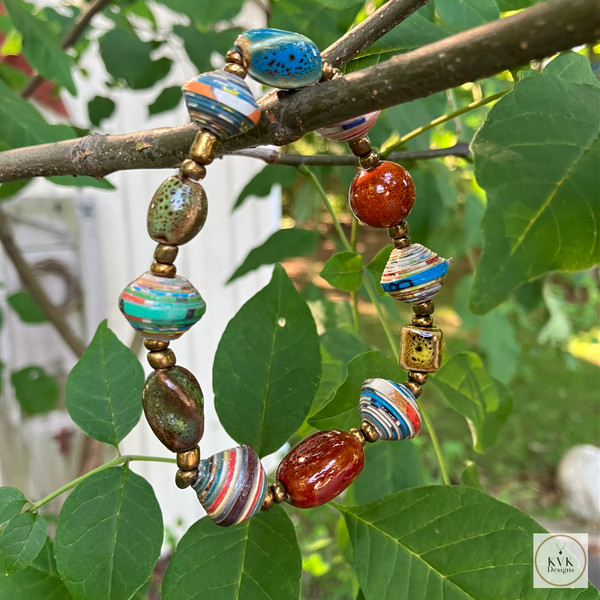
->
<box><xmin>118</xmin><ymin>28</ymin><xmax>451</xmax><ymax>527</ymax></box>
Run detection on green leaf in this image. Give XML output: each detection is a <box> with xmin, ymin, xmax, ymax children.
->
<box><xmin>7</xmin><ymin>291</ymin><xmax>45</xmax><ymax>323</ymax></box>
<box><xmin>214</xmin><ymin>264</ymin><xmax>321</xmax><ymax>457</ymax></box>
<box><xmin>0</xmin><ymin>538</ymin><xmax>71</xmax><ymax>600</ymax></box>
<box><xmin>163</xmin><ymin>506</ymin><xmax>301</xmax><ymax>600</ymax></box>
<box><xmin>366</xmin><ymin>245</ymin><xmax>393</xmax><ymax>296</ymax></box>
<box><xmin>347</xmin><ymin>442</ymin><xmax>424</xmax><ymax>505</ymax></box>
<box><xmin>338</xmin><ymin>485</ymin><xmax>600</xmax><ymax>600</ymax></box>
<box><xmin>4</xmin><ymin>0</ymin><xmax>75</xmax><ymax>93</ymax></box>
<box><xmin>431</xmin><ymin>352</ymin><xmax>513</xmax><ymax>453</ymax></box>
<box><xmin>321</xmin><ymin>251</ymin><xmax>363</xmax><ymax>292</ymax></box>
<box><xmin>99</xmin><ymin>28</ymin><xmax>171</xmax><ymax>90</ymax></box>
<box><xmin>55</xmin><ymin>465</ymin><xmax>162</xmax><ymax>600</ymax></box>
<box><xmin>46</xmin><ymin>175</ymin><xmax>116</xmax><ymax>190</ymax></box>
<box><xmin>0</xmin><ymin>180</ymin><xmax>31</xmax><ymax>201</ymax></box>
<box><xmin>309</xmin><ymin>351</ymin><xmax>404</xmax><ymax>431</ymax></box>
<box><xmin>88</xmin><ymin>95</ymin><xmax>116</xmax><ymax>127</ymax></box>
<box><xmin>478</xmin><ymin>311</ymin><xmax>520</xmax><ymax>385</ymax></box>
<box><xmin>470</xmin><ymin>53</ymin><xmax>600</xmax><ymax>313</ymax></box>
<box><xmin>0</xmin><ymin>512</ymin><xmax>47</xmax><ymax>574</ymax></box>
<box><xmin>460</xmin><ymin>462</ymin><xmax>482</xmax><ymax>489</ymax></box>
<box><xmin>233</xmin><ymin>164</ymin><xmax>299</xmax><ymax>211</ymax></box>
<box><xmin>0</xmin><ymin>28</ymin><xmax>22</xmax><ymax>55</ymax></box>
<box><xmin>436</xmin><ymin>0</ymin><xmax>499</xmax><ymax>33</ymax></box>
<box><xmin>228</xmin><ymin>228</ymin><xmax>320</xmax><ymax>283</ymax></box>
<box><xmin>0</xmin><ymin>488</ymin><xmax>27</xmax><ymax>527</ymax></box>
<box><xmin>174</xmin><ymin>26</ymin><xmax>242</xmax><ymax>74</ymax></box>
<box><xmin>156</xmin><ymin>0</ymin><xmax>244</xmax><ymax>26</ymax></box>
<box><xmin>10</xmin><ymin>366</ymin><xmax>58</xmax><ymax>415</ymax></box>
<box><xmin>65</xmin><ymin>320</ymin><xmax>144</xmax><ymax>447</ymax></box>
<box><xmin>147</xmin><ymin>85</ymin><xmax>182</xmax><ymax>117</ymax></box>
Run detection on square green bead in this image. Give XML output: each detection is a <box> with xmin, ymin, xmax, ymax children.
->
<box><xmin>399</xmin><ymin>325</ymin><xmax>444</xmax><ymax>373</ymax></box>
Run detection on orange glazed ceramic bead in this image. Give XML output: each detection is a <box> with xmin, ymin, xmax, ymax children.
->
<box><xmin>349</xmin><ymin>161</ymin><xmax>416</xmax><ymax>228</ymax></box>
<box><xmin>276</xmin><ymin>430</ymin><xmax>365</xmax><ymax>508</ymax></box>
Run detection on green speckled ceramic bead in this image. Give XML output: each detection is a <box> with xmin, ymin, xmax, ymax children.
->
<box><xmin>142</xmin><ymin>366</ymin><xmax>204</xmax><ymax>452</ymax></box>
<box><xmin>147</xmin><ymin>175</ymin><xmax>208</xmax><ymax>245</ymax></box>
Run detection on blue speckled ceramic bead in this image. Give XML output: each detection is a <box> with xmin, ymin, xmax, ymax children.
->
<box><xmin>235</xmin><ymin>28</ymin><xmax>322</xmax><ymax>89</ymax></box>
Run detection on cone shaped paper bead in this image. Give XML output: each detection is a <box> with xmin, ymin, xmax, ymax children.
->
<box><xmin>119</xmin><ymin>272</ymin><xmax>206</xmax><ymax>341</ymax></box>
<box><xmin>316</xmin><ymin>111</ymin><xmax>380</xmax><ymax>142</ymax></box>
<box><xmin>359</xmin><ymin>378</ymin><xmax>422</xmax><ymax>441</ymax></box>
<box><xmin>182</xmin><ymin>71</ymin><xmax>260</xmax><ymax>138</ymax></box>
<box><xmin>235</xmin><ymin>28</ymin><xmax>322</xmax><ymax>89</ymax></box>
<box><xmin>380</xmin><ymin>244</ymin><xmax>452</xmax><ymax>303</ymax></box>
<box><xmin>193</xmin><ymin>445</ymin><xmax>267</xmax><ymax>527</ymax></box>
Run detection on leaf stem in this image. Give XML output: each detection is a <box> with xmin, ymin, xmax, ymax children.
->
<box><xmin>420</xmin><ymin>407</ymin><xmax>451</xmax><ymax>485</ymax></box>
<box><xmin>350</xmin><ymin>220</ymin><xmax>361</xmax><ymax>332</ymax></box>
<box><xmin>381</xmin><ymin>89</ymin><xmax>510</xmax><ymax>156</ymax></box>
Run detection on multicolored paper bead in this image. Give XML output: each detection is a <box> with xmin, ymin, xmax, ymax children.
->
<box><xmin>316</xmin><ymin>111</ymin><xmax>380</xmax><ymax>142</ymax></box>
<box><xmin>193</xmin><ymin>445</ymin><xmax>268</xmax><ymax>527</ymax></box>
<box><xmin>380</xmin><ymin>243</ymin><xmax>452</xmax><ymax>303</ymax></box>
<box><xmin>359</xmin><ymin>378</ymin><xmax>421</xmax><ymax>441</ymax></box>
<box><xmin>119</xmin><ymin>272</ymin><xmax>206</xmax><ymax>341</ymax></box>
<box><xmin>235</xmin><ymin>28</ymin><xmax>322</xmax><ymax>89</ymax></box>
<box><xmin>182</xmin><ymin>71</ymin><xmax>260</xmax><ymax>138</ymax></box>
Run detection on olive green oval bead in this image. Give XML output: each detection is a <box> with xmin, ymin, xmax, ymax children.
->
<box><xmin>147</xmin><ymin>175</ymin><xmax>208</xmax><ymax>245</ymax></box>
<box><xmin>142</xmin><ymin>366</ymin><xmax>204</xmax><ymax>452</ymax></box>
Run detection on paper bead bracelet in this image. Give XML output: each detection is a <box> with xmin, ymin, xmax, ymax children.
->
<box><xmin>118</xmin><ymin>27</ymin><xmax>451</xmax><ymax>527</ymax></box>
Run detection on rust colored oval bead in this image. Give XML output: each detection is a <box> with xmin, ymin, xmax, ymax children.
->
<box><xmin>276</xmin><ymin>430</ymin><xmax>365</xmax><ymax>509</ymax></box>
<box><xmin>349</xmin><ymin>161</ymin><xmax>416</xmax><ymax>228</ymax></box>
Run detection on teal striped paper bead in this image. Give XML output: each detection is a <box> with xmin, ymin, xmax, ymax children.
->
<box><xmin>119</xmin><ymin>272</ymin><xmax>206</xmax><ymax>341</ymax></box>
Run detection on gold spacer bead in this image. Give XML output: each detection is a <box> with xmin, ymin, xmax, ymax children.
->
<box><xmin>190</xmin><ymin>130</ymin><xmax>220</xmax><ymax>165</ymax></box>
<box><xmin>261</xmin><ymin>488</ymin><xmax>275</xmax><ymax>511</ymax></box>
<box><xmin>361</xmin><ymin>421</ymin><xmax>380</xmax><ymax>443</ymax></box>
<box><xmin>359</xmin><ymin>150</ymin><xmax>380</xmax><ymax>170</ymax></box>
<box><xmin>151</xmin><ymin>261</ymin><xmax>176</xmax><ymax>278</ymax></box>
<box><xmin>388</xmin><ymin>221</ymin><xmax>409</xmax><ymax>239</ymax></box>
<box><xmin>348</xmin><ymin>136</ymin><xmax>372</xmax><ymax>157</ymax></box>
<box><xmin>225</xmin><ymin>49</ymin><xmax>244</xmax><ymax>66</ymax></box>
<box><xmin>413</xmin><ymin>300</ymin><xmax>435</xmax><ymax>316</ymax></box>
<box><xmin>349</xmin><ymin>427</ymin><xmax>367</xmax><ymax>446</ymax></box>
<box><xmin>180</xmin><ymin>158</ymin><xmax>206</xmax><ymax>181</ymax></box>
<box><xmin>394</xmin><ymin>236</ymin><xmax>412</xmax><ymax>249</ymax></box>
<box><xmin>404</xmin><ymin>380</ymin><xmax>422</xmax><ymax>399</ymax></box>
<box><xmin>175</xmin><ymin>468</ymin><xmax>198</xmax><ymax>489</ymax></box>
<box><xmin>154</xmin><ymin>244</ymin><xmax>178</xmax><ymax>265</ymax></box>
<box><xmin>224</xmin><ymin>63</ymin><xmax>247</xmax><ymax>78</ymax></box>
<box><xmin>408</xmin><ymin>371</ymin><xmax>428</xmax><ymax>385</ymax></box>
<box><xmin>320</xmin><ymin>59</ymin><xmax>335</xmax><ymax>81</ymax></box>
<box><xmin>271</xmin><ymin>481</ymin><xmax>287</xmax><ymax>504</ymax></box>
<box><xmin>412</xmin><ymin>314</ymin><xmax>434</xmax><ymax>327</ymax></box>
<box><xmin>147</xmin><ymin>348</ymin><xmax>176</xmax><ymax>370</ymax></box>
<box><xmin>177</xmin><ymin>446</ymin><xmax>200</xmax><ymax>470</ymax></box>
<box><xmin>144</xmin><ymin>339</ymin><xmax>169</xmax><ymax>351</ymax></box>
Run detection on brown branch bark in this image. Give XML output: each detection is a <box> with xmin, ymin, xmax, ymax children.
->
<box><xmin>1</xmin><ymin>0</ymin><xmax>598</xmax><ymax>182</ymax></box>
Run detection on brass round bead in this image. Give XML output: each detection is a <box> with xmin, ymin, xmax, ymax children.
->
<box><xmin>412</xmin><ymin>315</ymin><xmax>434</xmax><ymax>327</ymax></box>
<box><xmin>154</xmin><ymin>244</ymin><xmax>178</xmax><ymax>265</ymax></box>
<box><xmin>361</xmin><ymin>421</ymin><xmax>380</xmax><ymax>443</ymax></box>
<box><xmin>349</xmin><ymin>427</ymin><xmax>367</xmax><ymax>446</ymax></box>
<box><xmin>261</xmin><ymin>488</ymin><xmax>275</xmax><ymax>511</ymax></box>
<box><xmin>271</xmin><ymin>481</ymin><xmax>287</xmax><ymax>504</ymax></box>
<box><xmin>408</xmin><ymin>371</ymin><xmax>428</xmax><ymax>385</ymax></box>
<box><xmin>175</xmin><ymin>468</ymin><xmax>198</xmax><ymax>489</ymax></box>
<box><xmin>147</xmin><ymin>348</ymin><xmax>176</xmax><ymax>370</ymax></box>
<box><xmin>320</xmin><ymin>59</ymin><xmax>335</xmax><ymax>81</ymax></box>
<box><xmin>225</xmin><ymin>49</ymin><xmax>245</xmax><ymax>66</ymax></box>
<box><xmin>151</xmin><ymin>261</ymin><xmax>176</xmax><ymax>278</ymax></box>
<box><xmin>404</xmin><ymin>380</ymin><xmax>422</xmax><ymax>399</ymax></box>
<box><xmin>224</xmin><ymin>63</ymin><xmax>247</xmax><ymax>78</ymax></box>
<box><xmin>177</xmin><ymin>446</ymin><xmax>200</xmax><ymax>470</ymax></box>
<box><xmin>388</xmin><ymin>221</ymin><xmax>409</xmax><ymax>239</ymax></box>
<box><xmin>144</xmin><ymin>339</ymin><xmax>169</xmax><ymax>351</ymax></box>
<box><xmin>359</xmin><ymin>150</ymin><xmax>380</xmax><ymax>170</ymax></box>
<box><xmin>190</xmin><ymin>130</ymin><xmax>220</xmax><ymax>165</ymax></box>
<box><xmin>348</xmin><ymin>136</ymin><xmax>372</xmax><ymax>157</ymax></box>
<box><xmin>180</xmin><ymin>158</ymin><xmax>207</xmax><ymax>181</ymax></box>
<box><xmin>413</xmin><ymin>300</ymin><xmax>435</xmax><ymax>316</ymax></box>
<box><xmin>393</xmin><ymin>236</ymin><xmax>412</xmax><ymax>249</ymax></box>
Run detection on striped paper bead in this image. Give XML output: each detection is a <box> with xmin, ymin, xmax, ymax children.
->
<box><xmin>360</xmin><ymin>378</ymin><xmax>422</xmax><ymax>441</ymax></box>
<box><xmin>119</xmin><ymin>272</ymin><xmax>206</xmax><ymax>341</ymax></box>
<box><xmin>380</xmin><ymin>243</ymin><xmax>452</xmax><ymax>303</ymax></box>
<box><xmin>316</xmin><ymin>111</ymin><xmax>380</xmax><ymax>142</ymax></box>
<box><xmin>193</xmin><ymin>445</ymin><xmax>267</xmax><ymax>527</ymax></box>
<box><xmin>182</xmin><ymin>71</ymin><xmax>260</xmax><ymax>138</ymax></box>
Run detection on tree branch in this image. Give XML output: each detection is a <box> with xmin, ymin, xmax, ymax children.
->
<box><xmin>21</xmin><ymin>0</ymin><xmax>113</xmax><ymax>99</ymax></box>
<box><xmin>0</xmin><ymin>0</ymin><xmax>598</xmax><ymax>182</ymax></box>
